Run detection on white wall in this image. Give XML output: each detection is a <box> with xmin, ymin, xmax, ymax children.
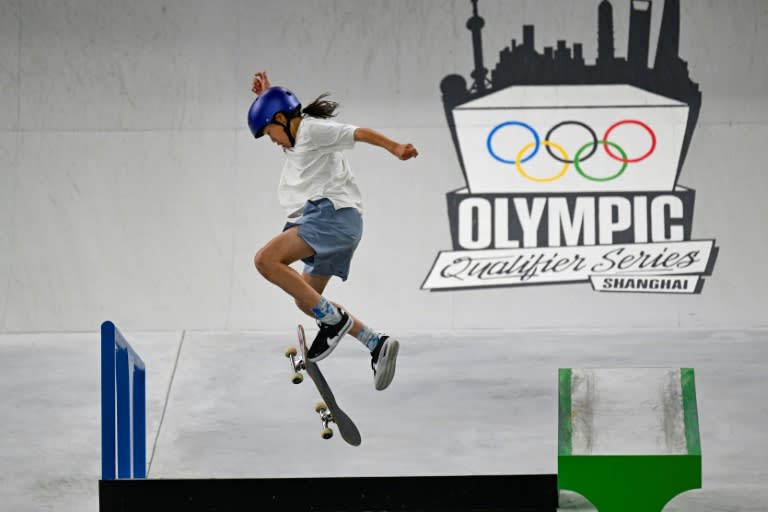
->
<box><xmin>0</xmin><ymin>0</ymin><xmax>766</xmax><ymax>332</ymax></box>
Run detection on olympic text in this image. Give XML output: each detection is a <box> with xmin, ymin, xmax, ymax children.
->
<box><xmin>450</xmin><ymin>191</ymin><xmax>694</xmax><ymax>250</ymax></box>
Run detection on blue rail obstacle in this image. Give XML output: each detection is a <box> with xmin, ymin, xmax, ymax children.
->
<box><xmin>101</xmin><ymin>321</ymin><xmax>146</xmax><ymax>480</ymax></box>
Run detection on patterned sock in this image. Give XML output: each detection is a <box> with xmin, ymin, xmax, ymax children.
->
<box><xmin>354</xmin><ymin>325</ymin><xmax>381</xmax><ymax>352</ymax></box>
<box><xmin>311</xmin><ymin>296</ymin><xmax>342</xmax><ymax>325</ymax></box>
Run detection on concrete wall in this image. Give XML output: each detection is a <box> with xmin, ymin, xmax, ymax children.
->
<box><xmin>0</xmin><ymin>0</ymin><xmax>766</xmax><ymax>333</ymax></box>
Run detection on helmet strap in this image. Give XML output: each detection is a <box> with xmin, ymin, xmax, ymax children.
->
<box><xmin>282</xmin><ymin>121</ymin><xmax>296</xmax><ymax>147</ymax></box>
<box><xmin>275</xmin><ymin>110</ymin><xmax>299</xmax><ymax>147</ymax></box>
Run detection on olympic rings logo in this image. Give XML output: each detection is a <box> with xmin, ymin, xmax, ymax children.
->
<box><xmin>486</xmin><ymin>120</ymin><xmax>657</xmax><ymax>182</ymax></box>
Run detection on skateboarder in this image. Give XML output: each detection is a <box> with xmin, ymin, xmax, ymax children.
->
<box><xmin>249</xmin><ymin>71</ymin><xmax>417</xmax><ymax>391</ymax></box>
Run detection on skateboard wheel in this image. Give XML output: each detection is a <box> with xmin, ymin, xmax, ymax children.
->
<box><xmin>291</xmin><ymin>372</ymin><xmax>304</xmax><ymax>384</ymax></box>
<box><xmin>284</xmin><ymin>346</ymin><xmax>298</xmax><ymax>358</ymax></box>
<box><xmin>321</xmin><ymin>427</ymin><xmax>333</xmax><ymax>440</ymax></box>
<box><xmin>315</xmin><ymin>401</ymin><xmax>328</xmax><ymax>413</ymax></box>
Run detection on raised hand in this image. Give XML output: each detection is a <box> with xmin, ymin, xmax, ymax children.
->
<box><xmin>251</xmin><ymin>71</ymin><xmax>271</xmax><ymax>95</ymax></box>
<box><xmin>393</xmin><ymin>143</ymin><xmax>419</xmax><ymax>161</ymax></box>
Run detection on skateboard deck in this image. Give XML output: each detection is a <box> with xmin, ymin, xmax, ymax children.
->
<box><xmin>285</xmin><ymin>324</ymin><xmax>361</xmax><ymax>446</ymax></box>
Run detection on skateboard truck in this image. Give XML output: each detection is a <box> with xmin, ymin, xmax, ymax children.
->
<box><xmin>284</xmin><ymin>346</ymin><xmax>338</xmax><ymax>440</ymax></box>
<box><xmin>315</xmin><ymin>402</ymin><xmax>334</xmax><ymax>440</ymax></box>
<box><xmin>284</xmin><ymin>346</ymin><xmax>305</xmax><ymax>384</ymax></box>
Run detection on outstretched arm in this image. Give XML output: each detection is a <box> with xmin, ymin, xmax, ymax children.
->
<box><xmin>354</xmin><ymin>127</ymin><xmax>419</xmax><ymax>161</ymax></box>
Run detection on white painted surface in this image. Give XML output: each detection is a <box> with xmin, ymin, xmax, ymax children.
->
<box><xmin>0</xmin><ymin>132</ymin><xmax>17</xmax><ymax>330</ymax></box>
<box><xmin>455</xmin><ymin>92</ymin><xmax>687</xmax><ymax>193</ymax></box>
<box><xmin>0</xmin><ymin>1</ymin><xmax>19</xmax><ymax>131</ymax></box>
<box><xmin>459</xmin><ymin>85</ymin><xmax>683</xmax><ymax>109</ymax></box>
<box><xmin>570</xmin><ymin>368</ymin><xmax>688</xmax><ymax>455</ymax></box>
<box><xmin>0</xmin><ymin>1</ymin><xmax>765</xmax><ymax>332</ymax></box>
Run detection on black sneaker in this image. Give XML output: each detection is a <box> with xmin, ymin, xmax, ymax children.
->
<box><xmin>307</xmin><ymin>309</ymin><xmax>353</xmax><ymax>362</ymax></box>
<box><xmin>371</xmin><ymin>335</ymin><xmax>400</xmax><ymax>390</ymax></box>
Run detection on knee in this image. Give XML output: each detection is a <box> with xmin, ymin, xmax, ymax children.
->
<box><xmin>254</xmin><ymin>248</ymin><xmax>274</xmax><ymax>279</ymax></box>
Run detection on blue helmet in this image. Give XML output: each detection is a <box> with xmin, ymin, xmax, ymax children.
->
<box><xmin>247</xmin><ymin>86</ymin><xmax>302</xmax><ymax>139</ymax></box>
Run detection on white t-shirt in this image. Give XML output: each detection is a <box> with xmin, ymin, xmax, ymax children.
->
<box><xmin>278</xmin><ymin>116</ymin><xmax>363</xmax><ymax>221</ymax></box>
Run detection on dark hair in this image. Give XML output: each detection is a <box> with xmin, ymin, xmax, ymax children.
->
<box><xmin>301</xmin><ymin>93</ymin><xmax>339</xmax><ymax>119</ymax></box>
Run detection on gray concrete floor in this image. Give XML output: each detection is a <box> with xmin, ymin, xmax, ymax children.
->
<box><xmin>0</xmin><ymin>329</ymin><xmax>766</xmax><ymax>511</ymax></box>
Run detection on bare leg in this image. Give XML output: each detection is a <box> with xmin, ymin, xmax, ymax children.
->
<box><xmin>253</xmin><ymin>227</ymin><xmax>323</xmax><ymax>311</ymax></box>
<box><xmin>255</xmin><ymin>227</ymin><xmax>363</xmax><ymax>334</ymax></box>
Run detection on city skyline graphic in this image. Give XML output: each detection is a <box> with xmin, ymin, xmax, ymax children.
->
<box><xmin>440</xmin><ymin>0</ymin><xmax>702</xmax><ymax>187</ymax></box>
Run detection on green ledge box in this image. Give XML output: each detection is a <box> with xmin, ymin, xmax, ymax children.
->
<box><xmin>558</xmin><ymin>368</ymin><xmax>702</xmax><ymax>512</ymax></box>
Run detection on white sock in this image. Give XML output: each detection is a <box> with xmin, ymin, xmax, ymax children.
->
<box><xmin>311</xmin><ymin>296</ymin><xmax>342</xmax><ymax>325</ymax></box>
<box><xmin>354</xmin><ymin>325</ymin><xmax>381</xmax><ymax>352</ymax></box>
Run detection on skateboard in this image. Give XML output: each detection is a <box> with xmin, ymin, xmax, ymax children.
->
<box><xmin>284</xmin><ymin>324</ymin><xmax>362</xmax><ymax>446</ymax></box>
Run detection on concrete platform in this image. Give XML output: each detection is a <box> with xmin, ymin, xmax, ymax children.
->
<box><xmin>1</xmin><ymin>328</ymin><xmax>766</xmax><ymax>511</ymax></box>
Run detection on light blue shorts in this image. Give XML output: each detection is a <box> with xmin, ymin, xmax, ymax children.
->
<box><xmin>283</xmin><ymin>198</ymin><xmax>363</xmax><ymax>281</ymax></box>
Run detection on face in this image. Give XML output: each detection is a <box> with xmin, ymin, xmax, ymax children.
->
<box><xmin>263</xmin><ymin>113</ymin><xmax>293</xmax><ymax>148</ymax></box>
